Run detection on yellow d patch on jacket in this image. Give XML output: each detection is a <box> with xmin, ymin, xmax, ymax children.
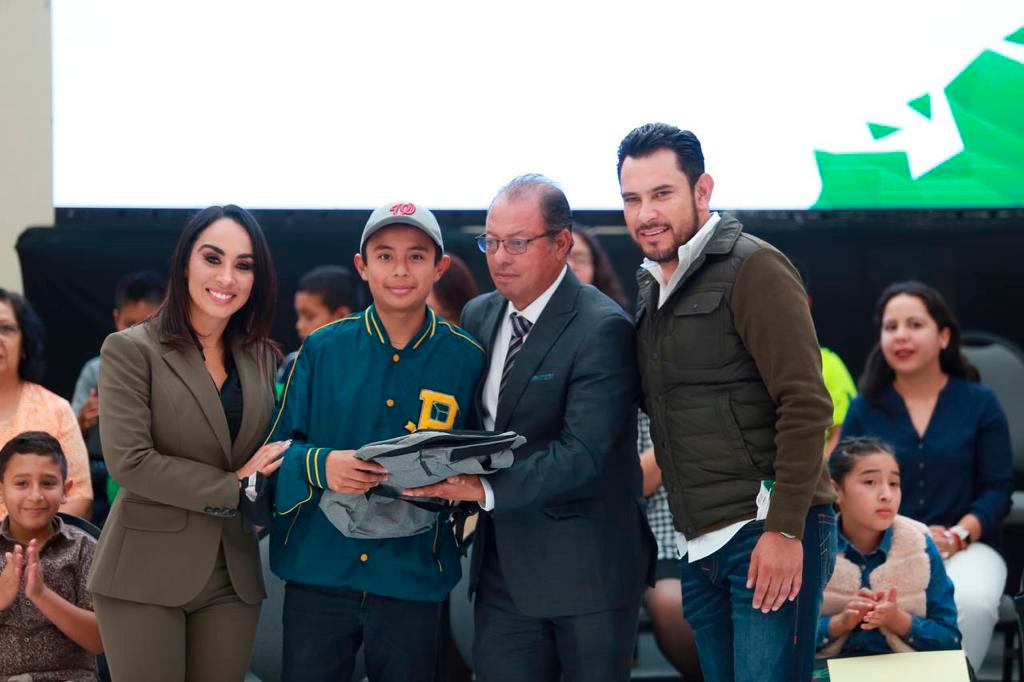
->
<box><xmin>417</xmin><ymin>389</ymin><xmax>459</xmax><ymax>431</ymax></box>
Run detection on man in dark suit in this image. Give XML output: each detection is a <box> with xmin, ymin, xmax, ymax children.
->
<box><xmin>405</xmin><ymin>174</ymin><xmax>653</xmax><ymax>681</ymax></box>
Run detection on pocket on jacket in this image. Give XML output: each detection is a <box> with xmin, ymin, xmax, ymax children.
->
<box><xmin>121</xmin><ymin>500</ymin><xmax>188</xmax><ymax>532</ymax></box>
<box><xmin>543</xmin><ymin>499</ymin><xmax>597</xmax><ymax>520</ymax></box>
<box><xmin>668</xmin><ymin>289</ymin><xmax>727</xmax><ymax>369</ymax></box>
<box><xmin>716</xmin><ymin>394</ymin><xmax>766</xmax><ymax>478</ymax></box>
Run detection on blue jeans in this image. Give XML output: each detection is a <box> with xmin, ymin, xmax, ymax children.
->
<box><xmin>679</xmin><ymin>505</ymin><xmax>837</xmax><ymax>682</ymax></box>
<box><xmin>281</xmin><ymin>582</ymin><xmax>442</xmax><ymax>682</ymax></box>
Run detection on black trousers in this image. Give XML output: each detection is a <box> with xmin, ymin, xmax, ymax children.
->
<box><xmin>282</xmin><ymin>582</ymin><xmax>442</xmax><ymax>682</ymax></box>
<box><xmin>473</xmin><ymin>539</ymin><xmax>640</xmax><ymax>682</ymax></box>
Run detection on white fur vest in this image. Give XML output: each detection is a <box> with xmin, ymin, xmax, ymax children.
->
<box><xmin>818</xmin><ymin>515</ymin><xmax>930</xmax><ymax>657</ymax></box>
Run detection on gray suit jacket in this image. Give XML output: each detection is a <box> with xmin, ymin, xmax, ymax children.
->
<box><xmin>462</xmin><ymin>269</ymin><xmax>655</xmax><ymax>618</ymax></box>
<box><xmin>88</xmin><ymin>320</ymin><xmax>275</xmax><ymax>607</ymax></box>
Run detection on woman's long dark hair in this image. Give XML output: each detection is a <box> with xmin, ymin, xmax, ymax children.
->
<box><xmin>858</xmin><ymin>280</ymin><xmax>978</xmax><ymax>406</ymax></box>
<box><xmin>573</xmin><ymin>227</ymin><xmax>630</xmax><ymax>312</ymax></box>
<box><xmin>158</xmin><ymin>205</ymin><xmax>279</xmax><ymax>362</ymax></box>
<box><xmin>430</xmin><ymin>253</ymin><xmax>478</xmax><ymax>322</ymax></box>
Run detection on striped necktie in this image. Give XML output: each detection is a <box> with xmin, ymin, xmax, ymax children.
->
<box><xmin>499</xmin><ymin>312</ymin><xmax>533</xmax><ymax>397</ymax></box>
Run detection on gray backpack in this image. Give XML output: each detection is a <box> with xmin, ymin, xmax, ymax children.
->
<box><xmin>318</xmin><ymin>430</ymin><xmax>523</xmax><ymax>541</ymax></box>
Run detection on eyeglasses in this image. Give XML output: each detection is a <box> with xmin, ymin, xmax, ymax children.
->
<box><xmin>475</xmin><ymin>231</ymin><xmax>560</xmax><ymax>255</ymax></box>
<box><xmin>0</xmin><ymin>324</ymin><xmax>20</xmax><ymax>337</ymax></box>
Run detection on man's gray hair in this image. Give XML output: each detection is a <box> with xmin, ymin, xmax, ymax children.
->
<box><xmin>492</xmin><ymin>174</ymin><xmax>573</xmax><ymax>233</ymax></box>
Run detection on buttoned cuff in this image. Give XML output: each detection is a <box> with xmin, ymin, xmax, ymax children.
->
<box><xmin>764</xmin><ymin>495</ymin><xmax>807</xmax><ymax>539</ymax></box>
<box><xmin>480</xmin><ymin>478</ymin><xmax>495</xmax><ymax>511</ymax></box>
<box><xmin>905</xmin><ymin>615</ymin><xmax>927</xmax><ymax>646</ymax></box>
<box><xmin>306</xmin><ymin>448</ymin><xmax>328</xmax><ymax>489</ymax></box>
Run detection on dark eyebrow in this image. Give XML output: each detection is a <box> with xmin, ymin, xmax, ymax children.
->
<box><xmin>199</xmin><ymin>243</ymin><xmax>254</xmax><ymax>259</ymax></box>
<box><xmin>651</xmin><ymin>184</ymin><xmax>675</xmax><ymax>192</ymax></box>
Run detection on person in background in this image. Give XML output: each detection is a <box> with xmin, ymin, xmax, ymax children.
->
<box><xmin>71</xmin><ymin>270</ymin><xmax>165</xmax><ymax>521</ymax></box>
<box><xmin>568</xmin><ymin>225</ymin><xmax>701</xmax><ymax>679</ymax></box>
<box><xmin>277</xmin><ymin>265</ymin><xmax>359</xmax><ymax>390</ymax></box>
<box><xmin>821</xmin><ymin>346</ymin><xmax>858</xmax><ymax>456</ymax></box>
<box><xmin>817</xmin><ymin>436</ymin><xmax>960</xmax><ymax>659</ymax></box>
<box><xmin>0</xmin><ymin>290</ymin><xmax>91</xmax><ymax>520</ymax></box>
<box><xmin>568</xmin><ymin>226</ymin><xmax>631</xmax><ymax>311</ymax></box>
<box><xmin>0</xmin><ymin>431</ymin><xmax>103</xmax><ymax>681</ymax></box>
<box><xmin>796</xmin><ymin>267</ymin><xmax>858</xmax><ymax>457</ymax></box>
<box><xmin>841</xmin><ymin>280</ymin><xmax>1012</xmax><ymax>670</ymax></box>
<box><xmin>426</xmin><ymin>253</ymin><xmax>478</xmax><ymax>323</ymax></box>
<box><xmin>637</xmin><ymin>414</ymin><xmax>704</xmax><ymax>680</ymax></box>
<box><xmin>89</xmin><ymin>204</ymin><xmax>288</xmax><ymax>680</ymax></box>
<box><xmin>71</xmin><ymin>271</ymin><xmax>166</xmax><ymax>435</ymax></box>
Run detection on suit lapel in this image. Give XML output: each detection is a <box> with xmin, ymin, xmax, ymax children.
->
<box><xmin>480</xmin><ymin>294</ymin><xmax>506</xmax><ymax>353</ymax></box>
<box><xmin>473</xmin><ymin>295</ymin><xmax>507</xmax><ymax>427</ymax></box>
<box><xmin>232</xmin><ymin>341</ymin><xmax>269</xmax><ymax>465</ymax></box>
<box><xmin>494</xmin><ymin>273</ymin><xmax>579</xmax><ymax>431</ymax></box>
<box><xmin>162</xmin><ymin>345</ymin><xmax>232</xmax><ymax>463</ymax></box>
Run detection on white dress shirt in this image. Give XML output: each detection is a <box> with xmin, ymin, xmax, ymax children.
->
<box><xmin>478</xmin><ymin>265</ymin><xmax>569</xmax><ymax>510</ymax></box>
<box><xmin>641</xmin><ymin>212</ymin><xmax>772</xmax><ymax>562</ymax></box>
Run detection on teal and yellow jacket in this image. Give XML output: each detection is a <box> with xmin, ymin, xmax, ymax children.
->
<box><xmin>268</xmin><ymin>306</ymin><xmax>486</xmax><ymax>601</ymax></box>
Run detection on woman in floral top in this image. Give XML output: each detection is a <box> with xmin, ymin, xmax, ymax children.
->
<box><xmin>0</xmin><ymin>290</ymin><xmax>91</xmax><ymax>519</ymax></box>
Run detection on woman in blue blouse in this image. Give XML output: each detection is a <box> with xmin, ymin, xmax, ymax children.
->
<box><xmin>842</xmin><ymin>281</ymin><xmax>1013</xmax><ymax>669</ymax></box>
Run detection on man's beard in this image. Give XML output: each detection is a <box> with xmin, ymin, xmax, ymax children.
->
<box><xmin>640</xmin><ymin>206</ymin><xmax>700</xmax><ymax>263</ymax></box>
<box><xmin>644</xmin><ymin>241</ymin><xmax>682</xmax><ymax>263</ymax></box>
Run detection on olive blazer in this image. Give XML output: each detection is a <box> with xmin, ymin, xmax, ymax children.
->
<box><xmin>88</xmin><ymin>320</ymin><xmax>276</xmax><ymax>607</ymax></box>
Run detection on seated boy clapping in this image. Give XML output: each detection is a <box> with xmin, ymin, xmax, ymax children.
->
<box><xmin>0</xmin><ymin>431</ymin><xmax>102</xmax><ymax>681</ymax></box>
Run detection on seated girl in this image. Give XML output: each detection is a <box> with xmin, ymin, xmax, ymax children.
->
<box><xmin>817</xmin><ymin>437</ymin><xmax>961</xmax><ymax>659</ymax></box>
<box><xmin>841</xmin><ymin>281</ymin><xmax>1012</xmax><ymax>668</ymax></box>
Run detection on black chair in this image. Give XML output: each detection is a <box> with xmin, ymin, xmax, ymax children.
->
<box><xmin>1016</xmin><ymin>574</ymin><xmax>1024</xmax><ymax>667</ymax></box>
<box><xmin>55</xmin><ymin>512</ymin><xmax>109</xmax><ymax>682</ymax></box>
<box><xmin>962</xmin><ymin>332</ymin><xmax>1024</xmax><ymax>682</ymax></box>
<box><xmin>56</xmin><ymin>511</ymin><xmax>102</xmax><ymax>539</ymax></box>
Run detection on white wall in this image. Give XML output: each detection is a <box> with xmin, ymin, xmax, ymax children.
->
<box><xmin>0</xmin><ymin>0</ymin><xmax>52</xmax><ymax>293</ymax></box>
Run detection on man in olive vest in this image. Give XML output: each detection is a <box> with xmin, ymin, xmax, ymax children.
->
<box><xmin>618</xmin><ymin>122</ymin><xmax>837</xmax><ymax>682</ymax></box>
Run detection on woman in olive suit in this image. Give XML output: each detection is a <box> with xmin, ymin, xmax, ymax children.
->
<box><xmin>90</xmin><ymin>205</ymin><xmax>289</xmax><ymax>681</ymax></box>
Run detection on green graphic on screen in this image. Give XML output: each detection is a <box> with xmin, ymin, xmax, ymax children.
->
<box><xmin>814</xmin><ymin>27</ymin><xmax>1024</xmax><ymax>209</ymax></box>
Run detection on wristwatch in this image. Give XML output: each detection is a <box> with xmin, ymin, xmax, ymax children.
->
<box><xmin>950</xmin><ymin>525</ymin><xmax>972</xmax><ymax>548</ymax></box>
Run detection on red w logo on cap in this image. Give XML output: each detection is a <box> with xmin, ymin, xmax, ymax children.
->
<box><xmin>390</xmin><ymin>202</ymin><xmax>416</xmax><ymax>216</ymax></box>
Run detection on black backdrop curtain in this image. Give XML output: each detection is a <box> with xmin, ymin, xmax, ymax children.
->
<box><xmin>17</xmin><ymin>209</ymin><xmax>1024</xmax><ymax>400</ymax></box>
